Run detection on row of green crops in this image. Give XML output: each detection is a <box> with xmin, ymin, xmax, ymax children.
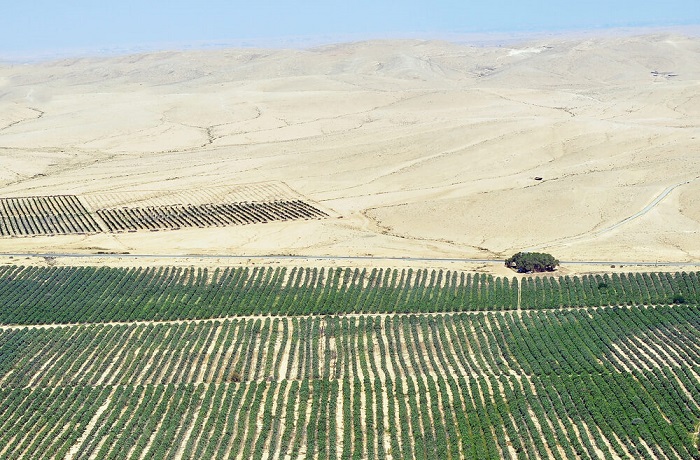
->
<box><xmin>1</xmin><ymin>265</ymin><xmax>699</xmax><ymax>324</ymax></box>
<box><xmin>3</xmin><ymin>372</ymin><xmax>695</xmax><ymax>460</ymax></box>
<box><xmin>519</xmin><ymin>271</ymin><xmax>700</xmax><ymax>308</ymax></box>
<box><xmin>1</xmin><ymin>306</ymin><xmax>699</xmax><ymax>458</ymax></box>
<box><xmin>3</xmin><ymin>307</ymin><xmax>698</xmax><ymax>387</ymax></box>
<box><xmin>0</xmin><ymin>265</ymin><xmax>517</xmax><ymax>324</ymax></box>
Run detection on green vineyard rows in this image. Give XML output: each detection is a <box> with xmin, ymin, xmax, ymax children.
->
<box><xmin>0</xmin><ymin>265</ymin><xmax>698</xmax><ymax>325</ymax></box>
<box><xmin>0</xmin><ymin>265</ymin><xmax>698</xmax><ymax>458</ymax></box>
<box><xmin>0</xmin><ymin>308</ymin><xmax>699</xmax><ymax>458</ymax></box>
<box><xmin>0</xmin><ymin>265</ymin><xmax>519</xmax><ymax>324</ymax></box>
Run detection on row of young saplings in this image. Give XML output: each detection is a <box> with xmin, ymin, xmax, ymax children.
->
<box><xmin>95</xmin><ymin>200</ymin><xmax>328</xmax><ymax>232</ymax></box>
<box><xmin>0</xmin><ymin>196</ymin><xmax>102</xmax><ymax>236</ymax></box>
<box><xmin>0</xmin><ymin>196</ymin><xmax>328</xmax><ymax>236</ymax></box>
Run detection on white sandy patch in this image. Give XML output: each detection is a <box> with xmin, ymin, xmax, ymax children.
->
<box><xmin>508</xmin><ymin>46</ymin><xmax>548</xmax><ymax>56</ymax></box>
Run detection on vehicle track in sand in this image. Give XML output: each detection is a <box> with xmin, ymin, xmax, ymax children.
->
<box><xmin>524</xmin><ymin>176</ymin><xmax>700</xmax><ymax>253</ymax></box>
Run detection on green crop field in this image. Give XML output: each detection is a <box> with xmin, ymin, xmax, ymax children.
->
<box><xmin>0</xmin><ymin>265</ymin><xmax>698</xmax><ymax>459</ymax></box>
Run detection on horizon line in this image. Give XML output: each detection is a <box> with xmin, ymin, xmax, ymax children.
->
<box><xmin>2</xmin><ymin>23</ymin><xmax>700</xmax><ymax>64</ymax></box>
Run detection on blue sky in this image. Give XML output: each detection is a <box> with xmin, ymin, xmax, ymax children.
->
<box><xmin>2</xmin><ymin>0</ymin><xmax>699</xmax><ymax>57</ymax></box>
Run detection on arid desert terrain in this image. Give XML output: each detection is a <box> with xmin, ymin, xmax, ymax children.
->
<box><xmin>1</xmin><ymin>32</ymin><xmax>699</xmax><ymax>268</ymax></box>
<box><xmin>2</xmin><ymin>32</ymin><xmax>700</xmax><ymax>460</ymax></box>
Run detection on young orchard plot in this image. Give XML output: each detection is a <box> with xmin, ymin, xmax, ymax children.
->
<box><xmin>0</xmin><ymin>196</ymin><xmax>102</xmax><ymax>236</ymax></box>
<box><xmin>95</xmin><ymin>200</ymin><xmax>327</xmax><ymax>232</ymax></box>
<box><xmin>0</xmin><ymin>183</ymin><xmax>331</xmax><ymax>237</ymax></box>
<box><xmin>0</xmin><ymin>307</ymin><xmax>699</xmax><ymax>459</ymax></box>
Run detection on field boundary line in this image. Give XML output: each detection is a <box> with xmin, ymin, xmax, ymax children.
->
<box><xmin>0</xmin><ymin>303</ymin><xmax>690</xmax><ymax>331</ymax></box>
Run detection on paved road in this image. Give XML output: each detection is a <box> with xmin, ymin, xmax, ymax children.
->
<box><xmin>1</xmin><ymin>252</ymin><xmax>698</xmax><ymax>267</ymax></box>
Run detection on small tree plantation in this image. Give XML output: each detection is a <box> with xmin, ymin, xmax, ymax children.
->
<box><xmin>2</xmin><ymin>264</ymin><xmax>700</xmax><ymax>459</ymax></box>
<box><xmin>506</xmin><ymin>252</ymin><xmax>559</xmax><ymax>273</ymax></box>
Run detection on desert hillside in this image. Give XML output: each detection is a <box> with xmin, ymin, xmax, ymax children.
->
<box><xmin>0</xmin><ymin>33</ymin><xmax>699</xmax><ymax>263</ymax></box>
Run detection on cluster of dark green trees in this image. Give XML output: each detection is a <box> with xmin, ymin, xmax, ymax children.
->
<box><xmin>506</xmin><ymin>252</ymin><xmax>559</xmax><ymax>273</ymax></box>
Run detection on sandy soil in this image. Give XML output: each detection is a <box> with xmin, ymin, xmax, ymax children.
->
<box><xmin>1</xmin><ymin>32</ymin><xmax>699</xmax><ymax>270</ymax></box>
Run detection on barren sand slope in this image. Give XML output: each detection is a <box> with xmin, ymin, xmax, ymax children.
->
<box><xmin>0</xmin><ymin>33</ymin><xmax>699</xmax><ymax>262</ymax></box>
